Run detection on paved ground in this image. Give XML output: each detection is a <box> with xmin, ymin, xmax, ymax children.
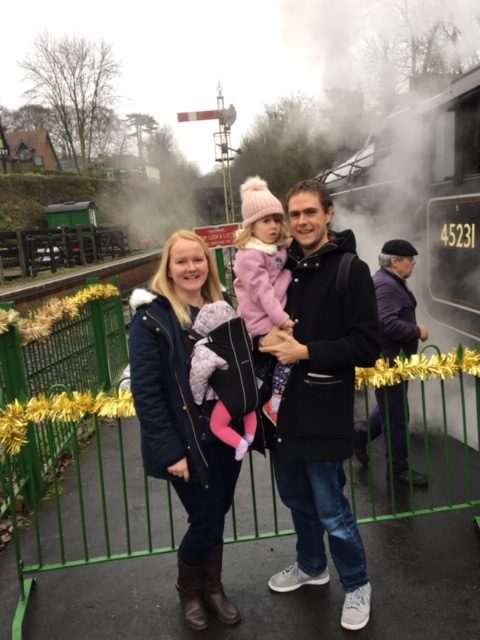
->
<box><xmin>1</xmin><ymin>510</ymin><xmax>479</xmax><ymax>640</ymax></box>
<box><xmin>1</xmin><ymin>417</ymin><xmax>480</xmax><ymax>640</ymax></box>
<box><xmin>0</xmin><ymin>396</ymin><xmax>480</xmax><ymax>640</ymax></box>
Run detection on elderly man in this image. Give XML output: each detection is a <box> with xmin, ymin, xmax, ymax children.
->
<box><xmin>354</xmin><ymin>239</ymin><xmax>429</xmax><ymax>486</ymax></box>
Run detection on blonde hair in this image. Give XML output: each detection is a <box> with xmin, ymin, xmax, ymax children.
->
<box><xmin>235</xmin><ymin>214</ymin><xmax>289</xmax><ymax>249</ymax></box>
<box><xmin>151</xmin><ymin>229</ymin><xmax>223</xmax><ymax>326</ymax></box>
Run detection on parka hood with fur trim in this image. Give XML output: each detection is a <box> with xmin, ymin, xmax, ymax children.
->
<box><xmin>129</xmin><ymin>288</ymin><xmax>156</xmax><ymax>312</ymax></box>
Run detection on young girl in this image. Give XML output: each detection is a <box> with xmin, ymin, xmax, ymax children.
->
<box><xmin>189</xmin><ymin>300</ymin><xmax>258</xmax><ymax>461</ymax></box>
<box><xmin>233</xmin><ymin>176</ymin><xmax>294</xmax><ymax>424</ymax></box>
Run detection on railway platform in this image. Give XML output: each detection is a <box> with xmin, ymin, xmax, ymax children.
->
<box><xmin>0</xmin><ymin>249</ymin><xmax>161</xmax><ymax>312</ymax></box>
<box><xmin>1</xmin><ymin>416</ymin><xmax>479</xmax><ymax>640</ymax></box>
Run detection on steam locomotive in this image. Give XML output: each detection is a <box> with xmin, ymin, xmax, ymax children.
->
<box><xmin>316</xmin><ymin>67</ymin><xmax>480</xmax><ymax>344</ymax></box>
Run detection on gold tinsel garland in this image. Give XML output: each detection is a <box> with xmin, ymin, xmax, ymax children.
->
<box><xmin>0</xmin><ymin>400</ymin><xmax>29</xmax><ymax>456</ymax></box>
<box><xmin>0</xmin><ymin>346</ymin><xmax>478</xmax><ymax>456</ymax></box>
<box><xmin>0</xmin><ymin>308</ymin><xmax>20</xmax><ymax>334</ymax></box>
<box><xmin>0</xmin><ymin>389</ymin><xmax>136</xmax><ymax>456</ymax></box>
<box><xmin>0</xmin><ymin>283</ymin><xmax>120</xmax><ymax>345</ymax></box>
<box><xmin>355</xmin><ymin>347</ymin><xmax>480</xmax><ymax>389</ymax></box>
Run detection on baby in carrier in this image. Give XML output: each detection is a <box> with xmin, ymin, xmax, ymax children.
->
<box><xmin>189</xmin><ymin>300</ymin><xmax>258</xmax><ymax>461</ymax></box>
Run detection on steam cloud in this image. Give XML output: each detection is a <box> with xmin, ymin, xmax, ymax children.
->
<box><xmin>276</xmin><ymin>0</ymin><xmax>480</xmax><ymax>446</ymax></box>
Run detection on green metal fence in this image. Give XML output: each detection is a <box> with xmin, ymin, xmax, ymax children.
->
<box><xmin>1</xmin><ymin>274</ymin><xmax>479</xmax><ymax>639</ymax></box>
<box><xmin>2</xmin><ymin>355</ymin><xmax>479</xmax><ymax>639</ymax></box>
<box><xmin>20</xmin><ymin>277</ymin><xmax>128</xmax><ymax>398</ymax></box>
<box><xmin>0</xmin><ymin>277</ymin><xmax>129</xmax><ymax>518</ymax></box>
<box><xmin>353</xmin><ymin>371</ymin><xmax>480</xmax><ymax>521</ymax></box>
<box><xmin>23</xmin><ymin>307</ymin><xmax>99</xmax><ymax>398</ymax></box>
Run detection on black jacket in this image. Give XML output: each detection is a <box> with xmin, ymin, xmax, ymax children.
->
<box><xmin>128</xmin><ymin>292</ymin><xmax>214</xmax><ymax>489</ymax></box>
<box><xmin>274</xmin><ymin>230</ymin><xmax>381</xmax><ymax>461</ymax></box>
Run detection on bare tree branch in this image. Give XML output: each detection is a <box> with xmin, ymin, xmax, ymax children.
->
<box><xmin>19</xmin><ymin>32</ymin><xmax>120</xmax><ymax>172</ymax></box>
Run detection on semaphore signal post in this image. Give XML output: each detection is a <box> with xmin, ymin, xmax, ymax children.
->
<box><xmin>177</xmin><ymin>84</ymin><xmax>237</xmax><ymax>224</ymax></box>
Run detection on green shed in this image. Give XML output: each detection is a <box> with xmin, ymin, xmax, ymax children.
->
<box><xmin>46</xmin><ymin>201</ymin><xmax>98</xmax><ymax>229</ymax></box>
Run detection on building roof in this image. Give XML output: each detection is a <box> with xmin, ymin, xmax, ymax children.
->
<box><xmin>4</xmin><ymin>128</ymin><xmax>60</xmax><ymax>167</ymax></box>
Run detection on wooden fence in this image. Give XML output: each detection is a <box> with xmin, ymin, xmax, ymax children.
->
<box><xmin>0</xmin><ymin>226</ymin><xmax>130</xmax><ymax>282</ymax></box>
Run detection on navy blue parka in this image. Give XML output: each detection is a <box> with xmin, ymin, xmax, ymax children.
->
<box><xmin>128</xmin><ymin>291</ymin><xmax>214</xmax><ymax>490</ymax></box>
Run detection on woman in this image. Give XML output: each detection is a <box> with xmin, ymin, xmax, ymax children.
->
<box><xmin>128</xmin><ymin>229</ymin><xmax>242</xmax><ymax>631</ymax></box>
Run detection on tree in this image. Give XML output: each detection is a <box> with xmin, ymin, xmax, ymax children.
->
<box><xmin>0</xmin><ymin>103</ymin><xmax>54</xmax><ymax>131</ymax></box>
<box><xmin>126</xmin><ymin>113</ymin><xmax>157</xmax><ymax>162</ymax></box>
<box><xmin>92</xmin><ymin>107</ymin><xmax>129</xmax><ymax>157</ymax></box>
<box><xmin>231</xmin><ymin>95</ymin><xmax>334</xmax><ymax>199</ymax></box>
<box><xmin>358</xmin><ymin>0</ymin><xmax>480</xmax><ymax>113</ymax></box>
<box><xmin>19</xmin><ymin>32</ymin><xmax>120</xmax><ymax>172</ymax></box>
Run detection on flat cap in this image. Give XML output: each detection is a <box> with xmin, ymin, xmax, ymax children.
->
<box><xmin>381</xmin><ymin>239</ymin><xmax>418</xmax><ymax>257</ymax></box>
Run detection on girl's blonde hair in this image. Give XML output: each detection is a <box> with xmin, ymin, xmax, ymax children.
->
<box><xmin>235</xmin><ymin>214</ymin><xmax>289</xmax><ymax>249</ymax></box>
<box><xmin>151</xmin><ymin>229</ymin><xmax>223</xmax><ymax>325</ymax></box>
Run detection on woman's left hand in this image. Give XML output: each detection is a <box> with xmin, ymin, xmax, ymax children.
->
<box><xmin>260</xmin><ymin>329</ymin><xmax>309</xmax><ymax>364</ymax></box>
<box><xmin>167</xmin><ymin>457</ymin><xmax>190</xmax><ymax>482</ymax></box>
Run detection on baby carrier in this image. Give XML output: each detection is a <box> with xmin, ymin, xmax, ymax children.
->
<box><xmin>190</xmin><ymin>316</ymin><xmax>259</xmax><ymax>419</ymax></box>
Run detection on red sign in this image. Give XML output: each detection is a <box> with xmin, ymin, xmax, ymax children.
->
<box><xmin>194</xmin><ymin>223</ymin><xmax>240</xmax><ymax>248</ymax></box>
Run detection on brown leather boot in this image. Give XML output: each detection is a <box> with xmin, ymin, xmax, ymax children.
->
<box><xmin>202</xmin><ymin>543</ymin><xmax>241</xmax><ymax>625</ymax></box>
<box><xmin>176</xmin><ymin>556</ymin><xmax>210</xmax><ymax>630</ymax></box>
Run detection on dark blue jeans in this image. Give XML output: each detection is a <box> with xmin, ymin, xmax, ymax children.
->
<box><xmin>272</xmin><ymin>454</ymin><xmax>369</xmax><ymax>592</ymax></box>
<box><xmin>171</xmin><ymin>439</ymin><xmax>241</xmax><ymax>567</ymax></box>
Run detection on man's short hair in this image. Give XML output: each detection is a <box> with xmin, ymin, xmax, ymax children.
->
<box><xmin>379</xmin><ymin>252</ymin><xmax>396</xmax><ymax>267</ymax></box>
<box><xmin>285</xmin><ymin>179</ymin><xmax>334</xmax><ymax>212</ymax></box>
<box><xmin>379</xmin><ymin>252</ymin><xmax>415</xmax><ymax>267</ymax></box>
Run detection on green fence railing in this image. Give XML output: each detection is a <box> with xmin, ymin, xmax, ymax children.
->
<box><xmin>1</xmin><ymin>274</ymin><xmax>479</xmax><ymax>640</ymax></box>
<box><xmin>0</xmin><ymin>277</ymin><xmax>129</xmax><ymax>518</ymax></box>
<box><xmin>23</xmin><ymin>306</ymin><xmax>99</xmax><ymax>398</ymax></box>
<box><xmin>1</xmin><ymin>353</ymin><xmax>479</xmax><ymax>639</ymax></box>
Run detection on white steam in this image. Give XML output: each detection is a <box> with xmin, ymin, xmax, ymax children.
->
<box><xmin>275</xmin><ymin>0</ymin><xmax>480</xmax><ymax>448</ymax></box>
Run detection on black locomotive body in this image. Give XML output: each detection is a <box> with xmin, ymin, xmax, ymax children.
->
<box><xmin>317</xmin><ymin>67</ymin><xmax>480</xmax><ymax>344</ymax></box>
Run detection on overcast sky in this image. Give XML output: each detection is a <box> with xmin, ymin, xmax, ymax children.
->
<box><xmin>1</xmin><ymin>0</ymin><xmax>327</xmax><ymax>173</ymax></box>
<box><xmin>3</xmin><ymin>0</ymin><xmax>479</xmax><ymax>174</ymax></box>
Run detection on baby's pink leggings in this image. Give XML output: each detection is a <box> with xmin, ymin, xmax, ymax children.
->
<box><xmin>210</xmin><ymin>400</ymin><xmax>257</xmax><ymax>447</ymax></box>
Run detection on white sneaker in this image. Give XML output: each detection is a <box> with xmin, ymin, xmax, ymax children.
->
<box><xmin>268</xmin><ymin>562</ymin><xmax>330</xmax><ymax>593</ymax></box>
<box><xmin>341</xmin><ymin>582</ymin><xmax>371</xmax><ymax>630</ymax></box>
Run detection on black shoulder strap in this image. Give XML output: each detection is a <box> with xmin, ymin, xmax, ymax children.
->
<box><xmin>336</xmin><ymin>252</ymin><xmax>356</xmax><ymax>297</ymax></box>
<box><xmin>186</xmin><ymin>327</ymin><xmax>204</xmax><ymax>341</ymax></box>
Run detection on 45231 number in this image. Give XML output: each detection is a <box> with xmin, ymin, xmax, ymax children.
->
<box><xmin>440</xmin><ymin>223</ymin><xmax>476</xmax><ymax>248</ymax></box>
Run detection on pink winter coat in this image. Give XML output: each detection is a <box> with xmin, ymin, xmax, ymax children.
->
<box><xmin>233</xmin><ymin>238</ymin><xmax>292</xmax><ymax>336</ymax></box>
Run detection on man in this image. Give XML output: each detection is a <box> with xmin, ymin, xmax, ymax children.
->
<box><xmin>260</xmin><ymin>180</ymin><xmax>380</xmax><ymax>631</ymax></box>
<box><xmin>353</xmin><ymin>240</ymin><xmax>429</xmax><ymax>487</ymax></box>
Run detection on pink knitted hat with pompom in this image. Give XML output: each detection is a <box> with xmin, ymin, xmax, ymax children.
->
<box><xmin>240</xmin><ymin>176</ymin><xmax>284</xmax><ymax>227</ymax></box>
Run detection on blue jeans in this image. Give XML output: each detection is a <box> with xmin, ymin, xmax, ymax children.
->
<box><xmin>272</xmin><ymin>454</ymin><xmax>369</xmax><ymax>592</ymax></box>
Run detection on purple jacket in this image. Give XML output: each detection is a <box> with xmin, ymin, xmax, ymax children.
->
<box><xmin>233</xmin><ymin>241</ymin><xmax>291</xmax><ymax>336</ymax></box>
<box><xmin>373</xmin><ymin>267</ymin><xmax>420</xmax><ymax>361</ymax></box>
